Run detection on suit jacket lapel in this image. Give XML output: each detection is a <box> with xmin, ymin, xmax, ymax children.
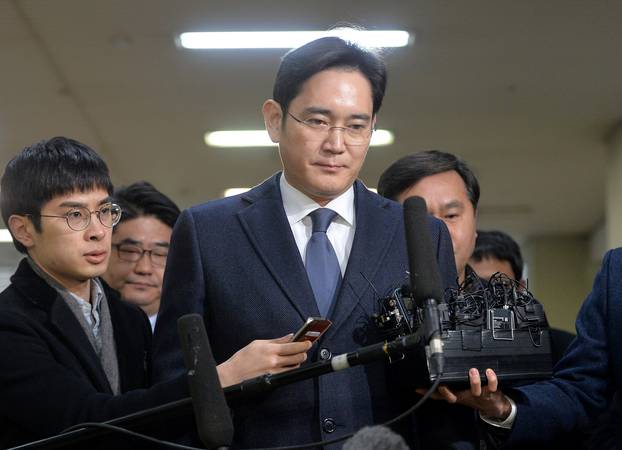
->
<box><xmin>236</xmin><ymin>174</ymin><xmax>320</xmax><ymax>320</ymax></box>
<box><xmin>12</xmin><ymin>260</ymin><xmax>113</xmax><ymax>394</ymax></box>
<box><xmin>329</xmin><ymin>182</ymin><xmax>402</xmax><ymax>330</ymax></box>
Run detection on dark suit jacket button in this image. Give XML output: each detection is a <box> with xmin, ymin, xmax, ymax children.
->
<box><xmin>319</xmin><ymin>348</ymin><xmax>331</xmax><ymax>360</ymax></box>
<box><xmin>322</xmin><ymin>418</ymin><xmax>336</xmax><ymax>433</ymax></box>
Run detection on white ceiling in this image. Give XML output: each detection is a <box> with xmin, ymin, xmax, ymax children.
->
<box><xmin>1</xmin><ymin>0</ymin><xmax>621</xmax><ymax>241</ymax></box>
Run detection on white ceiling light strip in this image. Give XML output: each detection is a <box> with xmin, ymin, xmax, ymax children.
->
<box><xmin>205</xmin><ymin>129</ymin><xmax>394</xmax><ymax>148</ymax></box>
<box><xmin>180</xmin><ymin>30</ymin><xmax>411</xmax><ymax>49</ymax></box>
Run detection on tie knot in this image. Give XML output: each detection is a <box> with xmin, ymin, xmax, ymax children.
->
<box><xmin>309</xmin><ymin>208</ymin><xmax>338</xmax><ymax>233</ymax></box>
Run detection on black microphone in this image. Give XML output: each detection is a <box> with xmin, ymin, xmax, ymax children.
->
<box><xmin>403</xmin><ymin>196</ymin><xmax>444</xmax><ymax>372</ymax></box>
<box><xmin>177</xmin><ymin>314</ymin><xmax>234</xmax><ymax>449</ymax></box>
<box><xmin>403</xmin><ymin>196</ymin><xmax>443</xmax><ymax>307</ymax></box>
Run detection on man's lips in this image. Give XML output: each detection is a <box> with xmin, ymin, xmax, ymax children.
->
<box><xmin>84</xmin><ymin>250</ymin><xmax>107</xmax><ymax>264</ymax></box>
<box><xmin>126</xmin><ymin>280</ymin><xmax>158</xmax><ymax>289</ymax></box>
<box><xmin>314</xmin><ymin>162</ymin><xmax>346</xmax><ymax>170</ymax></box>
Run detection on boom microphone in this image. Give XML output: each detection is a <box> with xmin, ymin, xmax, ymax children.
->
<box><xmin>178</xmin><ymin>314</ymin><xmax>234</xmax><ymax>448</ymax></box>
<box><xmin>403</xmin><ymin>196</ymin><xmax>444</xmax><ymax>368</ymax></box>
<box><xmin>225</xmin><ymin>331</ymin><xmax>426</xmax><ymax>401</ymax></box>
<box><xmin>403</xmin><ymin>196</ymin><xmax>443</xmax><ymax>307</ymax></box>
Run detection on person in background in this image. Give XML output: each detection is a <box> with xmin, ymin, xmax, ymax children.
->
<box><xmin>378</xmin><ymin>150</ymin><xmax>478</xmax><ymax>286</ymax></box>
<box><xmin>103</xmin><ymin>181</ymin><xmax>180</xmax><ymax>331</ymax></box>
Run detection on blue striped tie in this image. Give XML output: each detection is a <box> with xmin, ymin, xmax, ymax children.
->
<box><xmin>305</xmin><ymin>208</ymin><xmax>342</xmax><ymax>317</ymax></box>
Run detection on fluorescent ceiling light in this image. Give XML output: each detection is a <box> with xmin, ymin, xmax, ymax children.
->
<box><xmin>179</xmin><ymin>30</ymin><xmax>411</xmax><ymax>49</ymax></box>
<box><xmin>206</xmin><ymin>131</ymin><xmax>275</xmax><ymax>148</ymax></box>
<box><xmin>370</xmin><ymin>130</ymin><xmax>394</xmax><ymax>146</ymax></box>
<box><xmin>205</xmin><ymin>130</ymin><xmax>394</xmax><ymax>148</ymax></box>
<box><xmin>0</xmin><ymin>229</ymin><xmax>13</xmax><ymax>243</ymax></box>
<box><xmin>224</xmin><ymin>188</ymin><xmax>251</xmax><ymax>197</ymax></box>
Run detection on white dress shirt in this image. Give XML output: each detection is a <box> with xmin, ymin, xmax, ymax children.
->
<box><xmin>148</xmin><ymin>314</ymin><xmax>157</xmax><ymax>332</ymax></box>
<box><xmin>280</xmin><ymin>173</ymin><xmax>356</xmax><ymax>276</ymax></box>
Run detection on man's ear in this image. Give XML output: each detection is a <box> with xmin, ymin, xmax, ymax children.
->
<box><xmin>8</xmin><ymin>215</ymin><xmax>35</xmax><ymax>249</ymax></box>
<box><xmin>262</xmin><ymin>99</ymin><xmax>283</xmax><ymax>143</ymax></box>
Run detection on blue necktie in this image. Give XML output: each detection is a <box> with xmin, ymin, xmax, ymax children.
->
<box><xmin>305</xmin><ymin>208</ymin><xmax>342</xmax><ymax>317</ymax></box>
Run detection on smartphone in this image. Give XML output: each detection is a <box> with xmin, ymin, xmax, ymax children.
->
<box><xmin>292</xmin><ymin>317</ymin><xmax>332</xmax><ymax>343</ymax></box>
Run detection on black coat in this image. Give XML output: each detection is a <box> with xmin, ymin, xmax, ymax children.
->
<box><xmin>0</xmin><ymin>259</ymin><xmax>187</xmax><ymax>448</ymax></box>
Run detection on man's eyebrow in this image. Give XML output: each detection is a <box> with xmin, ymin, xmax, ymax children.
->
<box><xmin>301</xmin><ymin>107</ymin><xmax>331</xmax><ymax>115</ymax></box>
<box><xmin>301</xmin><ymin>107</ymin><xmax>371</xmax><ymax>121</ymax></box>
<box><xmin>117</xmin><ymin>238</ymin><xmax>141</xmax><ymax>245</ymax></box>
<box><xmin>58</xmin><ymin>201</ymin><xmax>86</xmax><ymax>208</ymax></box>
<box><xmin>153</xmin><ymin>242</ymin><xmax>170</xmax><ymax>248</ymax></box>
<box><xmin>58</xmin><ymin>197</ymin><xmax>112</xmax><ymax>209</ymax></box>
<box><xmin>440</xmin><ymin>200</ymin><xmax>465</xmax><ymax>211</ymax></box>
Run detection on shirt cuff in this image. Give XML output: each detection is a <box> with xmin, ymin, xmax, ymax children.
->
<box><xmin>479</xmin><ymin>395</ymin><xmax>517</xmax><ymax>429</ymax></box>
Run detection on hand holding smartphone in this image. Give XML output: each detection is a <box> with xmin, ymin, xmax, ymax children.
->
<box><xmin>292</xmin><ymin>317</ymin><xmax>332</xmax><ymax>343</ymax></box>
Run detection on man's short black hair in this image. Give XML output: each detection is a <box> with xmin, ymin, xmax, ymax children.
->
<box><xmin>113</xmin><ymin>181</ymin><xmax>180</xmax><ymax>230</ymax></box>
<box><xmin>377</xmin><ymin>150</ymin><xmax>480</xmax><ymax>209</ymax></box>
<box><xmin>273</xmin><ymin>35</ymin><xmax>387</xmax><ymax>116</ymax></box>
<box><xmin>471</xmin><ymin>230</ymin><xmax>524</xmax><ymax>281</ymax></box>
<box><xmin>0</xmin><ymin>136</ymin><xmax>113</xmax><ymax>254</ymax></box>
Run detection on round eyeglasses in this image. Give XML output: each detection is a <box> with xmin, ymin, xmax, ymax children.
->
<box><xmin>113</xmin><ymin>243</ymin><xmax>168</xmax><ymax>267</ymax></box>
<box><xmin>33</xmin><ymin>203</ymin><xmax>122</xmax><ymax>231</ymax></box>
<box><xmin>287</xmin><ymin>111</ymin><xmax>374</xmax><ymax>146</ymax></box>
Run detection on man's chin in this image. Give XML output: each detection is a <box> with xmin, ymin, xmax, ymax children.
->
<box><xmin>120</xmin><ymin>292</ymin><xmax>156</xmax><ymax>307</ymax></box>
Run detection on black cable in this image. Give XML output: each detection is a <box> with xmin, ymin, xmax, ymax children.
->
<box><xmin>60</xmin><ymin>422</ymin><xmax>206</xmax><ymax>450</ymax></box>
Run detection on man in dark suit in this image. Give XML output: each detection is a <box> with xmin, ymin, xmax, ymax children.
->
<box><xmin>440</xmin><ymin>248</ymin><xmax>622</xmax><ymax>449</ymax></box>
<box><xmin>0</xmin><ymin>137</ymin><xmax>188</xmax><ymax>448</ymax></box>
<box><xmin>378</xmin><ymin>150</ymin><xmax>479</xmax><ymax>287</ymax></box>
<box><xmin>153</xmin><ymin>36</ymin><xmax>457</xmax><ymax>448</ymax></box>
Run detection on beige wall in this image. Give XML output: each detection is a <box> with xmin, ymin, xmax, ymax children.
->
<box><xmin>523</xmin><ymin>236</ymin><xmax>598</xmax><ymax>333</ymax></box>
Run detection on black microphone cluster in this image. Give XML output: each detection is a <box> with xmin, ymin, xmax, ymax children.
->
<box><xmin>375</xmin><ymin>196</ymin><xmax>553</xmax><ymax>387</ymax></box>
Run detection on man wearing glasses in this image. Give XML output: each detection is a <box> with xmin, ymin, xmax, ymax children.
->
<box><xmin>153</xmin><ymin>36</ymin><xmax>458</xmax><ymax>448</ymax></box>
<box><xmin>103</xmin><ymin>181</ymin><xmax>180</xmax><ymax>331</ymax></box>
<box><xmin>0</xmin><ymin>137</ymin><xmax>189</xmax><ymax>447</ymax></box>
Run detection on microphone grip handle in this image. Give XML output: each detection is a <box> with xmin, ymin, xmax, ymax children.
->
<box><xmin>423</xmin><ymin>298</ymin><xmax>442</xmax><ymax>348</ymax></box>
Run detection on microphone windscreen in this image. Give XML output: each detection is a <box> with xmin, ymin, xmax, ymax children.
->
<box><xmin>403</xmin><ymin>196</ymin><xmax>444</xmax><ymax>306</ymax></box>
<box><xmin>178</xmin><ymin>314</ymin><xmax>234</xmax><ymax>447</ymax></box>
<box><xmin>343</xmin><ymin>425</ymin><xmax>410</xmax><ymax>450</ymax></box>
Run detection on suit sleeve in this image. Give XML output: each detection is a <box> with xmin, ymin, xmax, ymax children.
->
<box><xmin>152</xmin><ymin>208</ymin><xmax>207</xmax><ymax>383</ymax></box>
<box><xmin>506</xmin><ymin>249</ymin><xmax>616</xmax><ymax>445</ymax></box>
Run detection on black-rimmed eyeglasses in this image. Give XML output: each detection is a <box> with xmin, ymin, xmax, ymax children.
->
<box><xmin>113</xmin><ymin>243</ymin><xmax>168</xmax><ymax>267</ymax></box>
<box><xmin>31</xmin><ymin>203</ymin><xmax>122</xmax><ymax>231</ymax></box>
<box><xmin>287</xmin><ymin>111</ymin><xmax>374</xmax><ymax>145</ymax></box>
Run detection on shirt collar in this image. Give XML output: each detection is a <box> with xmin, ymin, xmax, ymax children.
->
<box><xmin>69</xmin><ymin>277</ymin><xmax>104</xmax><ymax>311</ymax></box>
<box><xmin>280</xmin><ymin>172</ymin><xmax>355</xmax><ymax>227</ymax></box>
